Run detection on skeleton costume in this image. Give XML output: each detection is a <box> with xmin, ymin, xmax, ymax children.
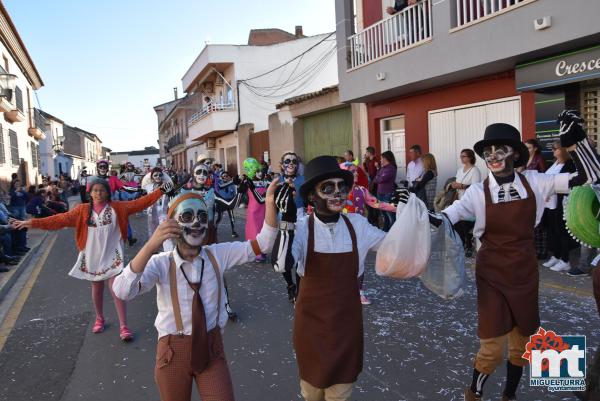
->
<box><xmin>241</xmin><ymin>158</ymin><xmax>270</xmax><ymax>262</ymax></box>
<box><xmin>144</xmin><ymin>167</ymin><xmax>173</xmax><ymax>252</ymax></box>
<box><xmin>214</xmin><ymin>171</ymin><xmax>240</xmax><ymax>239</ymax></box>
<box><xmin>271</xmin><ymin>152</ymin><xmax>304</xmax><ymax>303</ymax></box>
<box><xmin>426</xmin><ymin>114</ymin><xmax>600</xmax><ymax>401</ymax></box>
<box><xmin>291</xmin><ymin>156</ymin><xmax>409</xmax><ymax>401</ymax></box>
<box><xmin>113</xmin><ymin>190</ymin><xmax>278</xmax><ymax>401</ymax></box>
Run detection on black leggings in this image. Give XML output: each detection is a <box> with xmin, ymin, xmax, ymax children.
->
<box><xmin>216</xmin><ymin>208</ymin><xmax>236</xmax><ymax>234</ymax></box>
<box><xmin>545</xmin><ymin>208</ymin><xmax>572</xmax><ymax>262</ymax></box>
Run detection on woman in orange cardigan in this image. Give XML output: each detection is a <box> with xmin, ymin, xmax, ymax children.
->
<box><xmin>14</xmin><ymin>177</ymin><xmax>173</xmax><ymax>341</ymax></box>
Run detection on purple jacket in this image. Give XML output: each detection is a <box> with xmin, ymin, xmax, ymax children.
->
<box><xmin>375</xmin><ymin>163</ymin><xmax>397</xmax><ymax>195</ymax></box>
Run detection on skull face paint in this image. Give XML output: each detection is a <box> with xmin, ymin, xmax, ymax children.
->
<box><xmin>312</xmin><ymin>178</ymin><xmax>350</xmax><ymax>214</ymax></box>
<box><xmin>152</xmin><ymin>172</ymin><xmax>163</xmax><ymax>184</ymax></box>
<box><xmin>97</xmin><ymin>161</ymin><xmax>109</xmax><ymax>177</ymax></box>
<box><xmin>281</xmin><ymin>153</ymin><xmax>299</xmax><ymax>177</ymax></box>
<box><xmin>194</xmin><ymin>165</ymin><xmax>210</xmax><ymax>186</ymax></box>
<box><xmin>483</xmin><ymin>145</ymin><xmax>515</xmax><ymax>176</ymax></box>
<box><xmin>126</xmin><ymin>162</ymin><xmax>134</xmax><ymax>172</ymax></box>
<box><xmin>173</xmin><ymin>198</ymin><xmax>210</xmax><ymax>247</ymax></box>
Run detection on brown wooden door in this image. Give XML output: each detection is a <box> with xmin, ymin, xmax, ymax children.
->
<box><xmin>249</xmin><ymin>130</ymin><xmax>270</xmax><ymax>162</ymax></box>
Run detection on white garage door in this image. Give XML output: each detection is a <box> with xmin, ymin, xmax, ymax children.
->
<box><xmin>428</xmin><ymin>97</ymin><xmax>521</xmax><ymax>191</ymax></box>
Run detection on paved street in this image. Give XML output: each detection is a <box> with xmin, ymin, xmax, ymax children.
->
<box><xmin>0</xmin><ymin>209</ymin><xmax>598</xmax><ymax>401</ymax></box>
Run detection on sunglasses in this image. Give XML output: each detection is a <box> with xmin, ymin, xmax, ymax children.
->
<box><xmin>178</xmin><ymin>208</ymin><xmax>209</xmax><ymax>224</ymax></box>
<box><xmin>319</xmin><ymin>180</ymin><xmax>350</xmax><ymax>195</ymax></box>
<box><xmin>283</xmin><ymin>158</ymin><xmax>298</xmax><ymax>165</ymax></box>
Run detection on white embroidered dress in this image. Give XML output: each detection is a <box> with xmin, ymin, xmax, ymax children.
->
<box><xmin>69</xmin><ymin>205</ymin><xmax>124</xmax><ymax>281</ymax></box>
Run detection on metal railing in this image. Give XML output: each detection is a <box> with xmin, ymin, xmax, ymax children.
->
<box><xmin>188</xmin><ymin>101</ymin><xmax>235</xmax><ymax>126</ymax></box>
<box><xmin>455</xmin><ymin>0</ymin><xmax>528</xmax><ymax>27</ymax></box>
<box><xmin>348</xmin><ymin>0</ymin><xmax>432</xmax><ymax>70</ymax></box>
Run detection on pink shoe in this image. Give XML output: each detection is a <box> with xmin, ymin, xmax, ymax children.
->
<box><xmin>92</xmin><ymin>317</ymin><xmax>105</xmax><ymax>333</ymax></box>
<box><xmin>119</xmin><ymin>326</ymin><xmax>134</xmax><ymax>342</ymax></box>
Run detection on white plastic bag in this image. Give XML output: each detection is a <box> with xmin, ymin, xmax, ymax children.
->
<box><xmin>375</xmin><ymin>193</ymin><xmax>431</xmax><ymax>278</ymax></box>
<box><xmin>420</xmin><ymin>214</ymin><xmax>466</xmax><ymax>299</ymax></box>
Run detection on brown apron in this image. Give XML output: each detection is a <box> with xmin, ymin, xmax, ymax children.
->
<box><xmin>476</xmin><ymin>174</ymin><xmax>540</xmax><ymax>339</ymax></box>
<box><xmin>293</xmin><ymin>214</ymin><xmax>363</xmax><ymax>388</ymax></box>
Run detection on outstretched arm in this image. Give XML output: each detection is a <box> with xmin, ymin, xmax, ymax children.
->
<box><xmin>15</xmin><ymin>204</ymin><xmax>82</xmax><ymax>231</ymax></box>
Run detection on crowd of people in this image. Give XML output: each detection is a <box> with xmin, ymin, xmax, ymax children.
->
<box><xmin>3</xmin><ymin>109</ymin><xmax>600</xmax><ymax>401</ymax></box>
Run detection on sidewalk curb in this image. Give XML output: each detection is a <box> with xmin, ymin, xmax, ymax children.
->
<box><xmin>0</xmin><ymin>231</ymin><xmax>50</xmax><ymax>303</ymax></box>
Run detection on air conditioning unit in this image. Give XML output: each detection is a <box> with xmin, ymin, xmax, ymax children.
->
<box><xmin>206</xmin><ymin>138</ymin><xmax>216</xmax><ymax>149</ymax></box>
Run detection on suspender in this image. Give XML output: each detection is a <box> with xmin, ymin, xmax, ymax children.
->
<box><xmin>168</xmin><ymin>248</ymin><xmax>223</xmax><ymax>335</ymax></box>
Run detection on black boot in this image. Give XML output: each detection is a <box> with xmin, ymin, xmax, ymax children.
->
<box><xmin>287</xmin><ymin>284</ymin><xmax>297</xmax><ymax>303</ymax></box>
<box><xmin>502</xmin><ymin>361</ymin><xmax>523</xmax><ymax>400</ymax></box>
<box><xmin>469</xmin><ymin>368</ymin><xmax>489</xmax><ymax>399</ymax></box>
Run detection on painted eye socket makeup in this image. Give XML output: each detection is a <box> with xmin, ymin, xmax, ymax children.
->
<box><xmin>319</xmin><ymin>181</ymin><xmax>350</xmax><ymax>196</ymax></box>
<box><xmin>194</xmin><ymin>169</ymin><xmax>208</xmax><ymax>177</ymax></box>
<box><xmin>178</xmin><ymin>209</ymin><xmax>208</xmax><ymax>225</ymax></box>
<box><xmin>283</xmin><ymin>158</ymin><xmax>298</xmax><ymax>165</ymax></box>
<box><xmin>483</xmin><ymin>146</ymin><xmax>513</xmax><ymax>163</ymax></box>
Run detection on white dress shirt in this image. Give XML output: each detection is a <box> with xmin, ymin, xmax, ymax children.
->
<box><xmin>292</xmin><ymin>213</ymin><xmax>386</xmax><ymax>277</ymax></box>
<box><xmin>113</xmin><ymin>224</ymin><xmax>278</xmax><ymax>338</ymax></box>
<box><xmin>406</xmin><ymin>158</ymin><xmax>424</xmax><ymax>186</ymax></box>
<box><xmin>443</xmin><ymin>170</ymin><xmax>570</xmax><ymax>239</ymax></box>
<box><xmin>543</xmin><ymin>162</ymin><xmax>565</xmax><ymax>210</ymax></box>
<box><xmin>455</xmin><ymin>165</ymin><xmax>482</xmax><ymax>199</ymax></box>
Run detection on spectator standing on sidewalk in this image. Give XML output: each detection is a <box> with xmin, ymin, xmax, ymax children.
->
<box><xmin>542</xmin><ymin>142</ymin><xmax>578</xmax><ymax>272</ymax></box>
<box><xmin>363</xmin><ymin>146</ymin><xmax>380</xmax><ymax>226</ymax></box>
<box><xmin>406</xmin><ymin>144</ymin><xmax>424</xmax><ymax>190</ymax></box>
<box><xmin>410</xmin><ymin>153</ymin><xmax>438</xmax><ymax>211</ymax></box>
<box><xmin>374</xmin><ymin>151</ymin><xmax>397</xmax><ymax>231</ymax></box>
<box><xmin>450</xmin><ymin>149</ymin><xmax>482</xmax><ymax>257</ymax></box>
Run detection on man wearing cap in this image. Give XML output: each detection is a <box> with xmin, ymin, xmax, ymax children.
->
<box><xmin>113</xmin><ymin>180</ymin><xmax>279</xmax><ymax>401</ymax></box>
<box><xmin>430</xmin><ymin>111</ymin><xmax>600</xmax><ymax>401</ymax></box>
<box><xmin>291</xmin><ymin>155</ymin><xmax>409</xmax><ymax>401</ymax></box>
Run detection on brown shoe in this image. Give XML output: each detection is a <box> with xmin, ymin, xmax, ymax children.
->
<box><xmin>464</xmin><ymin>387</ymin><xmax>481</xmax><ymax>401</ymax></box>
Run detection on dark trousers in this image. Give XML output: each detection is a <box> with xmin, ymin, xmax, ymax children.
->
<box><xmin>545</xmin><ymin>208</ymin><xmax>574</xmax><ymax>262</ymax></box>
<box><xmin>79</xmin><ymin>186</ymin><xmax>88</xmax><ymax>203</ymax></box>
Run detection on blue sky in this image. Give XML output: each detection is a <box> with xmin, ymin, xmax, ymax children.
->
<box><xmin>3</xmin><ymin>0</ymin><xmax>336</xmax><ymax>151</ymax></box>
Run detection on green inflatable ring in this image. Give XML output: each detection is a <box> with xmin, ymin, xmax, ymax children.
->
<box><xmin>565</xmin><ymin>184</ymin><xmax>600</xmax><ymax>248</ymax></box>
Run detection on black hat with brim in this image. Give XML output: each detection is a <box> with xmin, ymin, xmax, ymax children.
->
<box><xmin>473</xmin><ymin>123</ymin><xmax>529</xmax><ymax>168</ymax></box>
<box><xmin>299</xmin><ymin>155</ymin><xmax>354</xmax><ymax>203</ymax></box>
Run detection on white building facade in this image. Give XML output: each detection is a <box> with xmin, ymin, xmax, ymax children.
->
<box><xmin>0</xmin><ymin>3</ymin><xmax>45</xmax><ymax>188</ymax></box>
<box><xmin>175</xmin><ymin>30</ymin><xmax>338</xmax><ymax>174</ymax></box>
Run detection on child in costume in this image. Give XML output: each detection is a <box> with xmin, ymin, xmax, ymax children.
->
<box><xmin>214</xmin><ymin>171</ymin><xmax>240</xmax><ymax>238</ymax></box>
<box><xmin>241</xmin><ymin>158</ymin><xmax>270</xmax><ymax>262</ymax></box>
<box><xmin>113</xmin><ymin>181</ymin><xmax>279</xmax><ymax>401</ymax></box>
<box><xmin>339</xmin><ymin>162</ymin><xmax>395</xmax><ymax>305</ymax></box>
<box><xmin>272</xmin><ymin>152</ymin><xmax>305</xmax><ymax>303</ymax></box>
<box><xmin>143</xmin><ymin>167</ymin><xmax>172</xmax><ymax>251</ymax></box>
<box><xmin>13</xmin><ymin>177</ymin><xmax>173</xmax><ymax>341</ymax></box>
<box><xmin>390</xmin><ymin>111</ymin><xmax>600</xmax><ymax>401</ymax></box>
<box><xmin>289</xmin><ymin>155</ymin><xmax>412</xmax><ymax>401</ymax></box>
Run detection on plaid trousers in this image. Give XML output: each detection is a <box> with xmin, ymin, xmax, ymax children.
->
<box><xmin>154</xmin><ymin>333</ymin><xmax>235</xmax><ymax>401</ymax></box>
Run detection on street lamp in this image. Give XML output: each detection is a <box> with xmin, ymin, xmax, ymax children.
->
<box><xmin>0</xmin><ymin>73</ymin><xmax>17</xmax><ymax>100</ymax></box>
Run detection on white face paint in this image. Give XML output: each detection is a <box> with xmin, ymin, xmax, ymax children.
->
<box><xmin>97</xmin><ymin>164</ymin><xmax>108</xmax><ymax>176</ymax></box>
<box><xmin>255</xmin><ymin>170</ymin><xmax>264</xmax><ymax>180</ymax></box>
<box><xmin>282</xmin><ymin>154</ymin><xmax>298</xmax><ymax>177</ymax></box>
<box><xmin>194</xmin><ymin>165</ymin><xmax>209</xmax><ymax>185</ymax></box>
<box><xmin>152</xmin><ymin>172</ymin><xmax>162</xmax><ymax>184</ymax></box>
<box><xmin>314</xmin><ymin>178</ymin><xmax>350</xmax><ymax>214</ymax></box>
<box><xmin>483</xmin><ymin>145</ymin><xmax>514</xmax><ymax>174</ymax></box>
<box><xmin>175</xmin><ymin>204</ymin><xmax>209</xmax><ymax>247</ymax></box>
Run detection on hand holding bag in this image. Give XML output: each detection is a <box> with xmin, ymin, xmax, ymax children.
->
<box><xmin>420</xmin><ymin>214</ymin><xmax>466</xmax><ymax>299</ymax></box>
<box><xmin>375</xmin><ymin>193</ymin><xmax>430</xmax><ymax>278</ymax></box>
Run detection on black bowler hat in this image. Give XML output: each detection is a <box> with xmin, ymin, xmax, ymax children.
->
<box><xmin>473</xmin><ymin>123</ymin><xmax>529</xmax><ymax>167</ymax></box>
<box><xmin>299</xmin><ymin>155</ymin><xmax>354</xmax><ymax>203</ymax></box>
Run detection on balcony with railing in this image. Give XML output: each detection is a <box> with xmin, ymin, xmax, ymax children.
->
<box><xmin>5</xmin><ymin>85</ymin><xmax>25</xmax><ymax>123</ymax></box>
<box><xmin>348</xmin><ymin>0</ymin><xmax>432</xmax><ymax>70</ymax></box>
<box><xmin>454</xmin><ymin>0</ymin><xmax>530</xmax><ymax>28</ymax></box>
<box><xmin>187</xmin><ymin>100</ymin><xmax>237</xmax><ymax>142</ymax></box>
